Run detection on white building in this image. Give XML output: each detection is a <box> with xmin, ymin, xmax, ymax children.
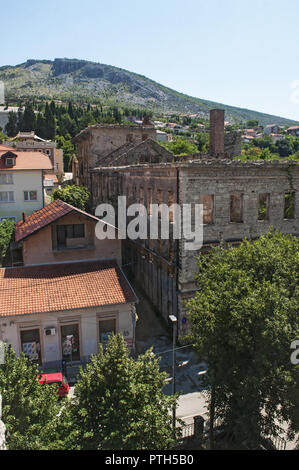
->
<box><xmin>0</xmin><ymin>145</ymin><xmax>52</xmax><ymax>221</ymax></box>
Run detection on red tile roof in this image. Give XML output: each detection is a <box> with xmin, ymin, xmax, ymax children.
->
<box><xmin>15</xmin><ymin>200</ymin><xmax>99</xmax><ymax>242</ymax></box>
<box><xmin>0</xmin><ymin>150</ymin><xmax>52</xmax><ymax>170</ymax></box>
<box><xmin>0</xmin><ymin>144</ymin><xmax>14</xmax><ymax>151</ymax></box>
<box><xmin>0</xmin><ymin>260</ymin><xmax>137</xmax><ymax>317</ymax></box>
<box><xmin>44</xmin><ymin>174</ymin><xmax>58</xmax><ymax>184</ymax></box>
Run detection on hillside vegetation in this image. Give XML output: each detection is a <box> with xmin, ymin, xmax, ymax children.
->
<box><xmin>1</xmin><ymin>58</ymin><xmax>297</xmax><ymax>126</ymax></box>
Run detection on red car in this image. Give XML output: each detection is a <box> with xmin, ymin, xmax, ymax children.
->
<box><xmin>38</xmin><ymin>373</ymin><xmax>70</xmax><ymax>398</ymax></box>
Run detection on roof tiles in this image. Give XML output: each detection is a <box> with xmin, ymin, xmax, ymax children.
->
<box><xmin>0</xmin><ymin>260</ymin><xmax>137</xmax><ymax>317</ymax></box>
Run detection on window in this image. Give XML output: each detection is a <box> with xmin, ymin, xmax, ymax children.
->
<box><xmin>284</xmin><ymin>192</ymin><xmax>295</xmax><ymax>220</ymax></box>
<box><xmin>61</xmin><ymin>323</ymin><xmax>80</xmax><ymax>362</ymax></box>
<box><xmin>258</xmin><ymin>193</ymin><xmax>270</xmax><ymax>221</ymax></box>
<box><xmin>24</xmin><ymin>191</ymin><xmax>37</xmax><ymax>201</ymax></box>
<box><xmin>230</xmin><ymin>194</ymin><xmax>243</xmax><ymax>223</ymax></box>
<box><xmin>200</xmin><ymin>194</ymin><xmax>214</xmax><ymax>225</ymax></box>
<box><xmin>99</xmin><ymin>319</ymin><xmax>116</xmax><ymax>348</ymax></box>
<box><xmin>5</xmin><ymin>158</ymin><xmax>15</xmax><ymax>167</ymax></box>
<box><xmin>20</xmin><ymin>329</ymin><xmax>41</xmax><ymax>364</ymax></box>
<box><xmin>0</xmin><ymin>191</ymin><xmax>14</xmax><ymax>202</ymax></box>
<box><xmin>0</xmin><ymin>173</ymin><xmax>13</xmax><ymax>184</ymax></box>
<box><xmin>56</xmin><ymin>224</ymin><xmax>85</xmax><ymax>249</ymax></box>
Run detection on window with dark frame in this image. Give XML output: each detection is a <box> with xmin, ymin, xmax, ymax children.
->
<box><xmin>56</xmin><ymin>224</ymin><xmax>85</xmax><ymax>249</ymax></box>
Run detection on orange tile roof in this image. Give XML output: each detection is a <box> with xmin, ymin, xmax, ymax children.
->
<box><xmin>0</xmin><ymin>144</ymin><xmax>14</xmax><ymax>151</ymax></box>
<box><xmin>44</xmin><ymin>173</ymin><xmax>58</xmax><ymax>184</ymax></box>
<box><xmin>0</xmin><ymin>150</ymin><xmax>52</xmax><ymax>170</ymax></box>
<box><xmin>0</xmin><ymin>260</ymin><xmax>137</xmax><ymax>317</ymax></box>
<box><xmin>15</xmin><ymin>199</ymin><xmax>99</xmax><ymax>242</ymax></box>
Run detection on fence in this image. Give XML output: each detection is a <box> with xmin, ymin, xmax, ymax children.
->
<box><xmin>176</xmin><ymin>415</ymin><xmax>287</xmax><ymax>451</ymax></box>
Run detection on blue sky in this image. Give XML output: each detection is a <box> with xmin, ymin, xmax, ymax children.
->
<box><xmin>1</xmin><ymin>0</ymin><xmax>299</xmax><ymax>121</ymax></box>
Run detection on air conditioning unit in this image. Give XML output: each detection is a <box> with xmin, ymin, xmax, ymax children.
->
<box><xmin>45</xmin><ymin>327</ymin><xmax>56</xmax><ymax>336</ymax></box>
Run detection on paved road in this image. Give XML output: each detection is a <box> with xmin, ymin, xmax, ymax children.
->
<box><xmin>176</xmin><ymin>391</ymin><xmax>208</xmax><ymax>423</ymax></box>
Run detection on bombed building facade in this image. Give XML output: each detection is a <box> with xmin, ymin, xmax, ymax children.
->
<box><xmin>74</xmin><ymin>111</ymin><xmax>299</xmax><ymax>337</ymax></box>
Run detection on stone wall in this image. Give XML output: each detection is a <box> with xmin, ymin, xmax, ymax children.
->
<box><xmin>73</xmin><ymin>124</ymin><xmax>157</xmax><ymax>190</ymax></box>
<box><xmin>88</xmin><ymin>160</ymin><xmax>299</xmax><ymax>335</ymax></box>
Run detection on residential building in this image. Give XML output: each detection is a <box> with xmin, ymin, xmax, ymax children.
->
<box><xmin>10</xmin><ymin>132</ymin><xmax>58</xmax><ymax>173</ymax></box>
<box><xmin>0</xmin><ymin>106</ymin><xmax>19</xmax><ymax>132</ymax></box>
<box><xmin>0</xmin><ymin>198</ymin><xmax>137</xmax><ymax>367</ymax></box>
<box><xmin>264</xmin><ymin>124</ymin><xmax>283</xmax><ymax>135</ymax></box>
<box><xmin>0</xmin><ymin>147</ymin><xmax>52</xmax><ymax>221</ymax></box>
<box><xmin>43</xmin><ymin>173</ymin><xmax>59</xmax><ymax>204</ymax></box>
<box><xmin>14</xmin><ymin>199</ymin><xmax>121</xmax><ymax>266</ymax></box>
<box><xmin>156</xmin><ymin>130</ymin><xmax>171</xmax><ymax>142</ymax></box>
<box><xmin>286</xmin><ymin>126</ymin><xmax>299</xmax><ymax>137</ymax></box>
<box><xmin>0</xmin><ymin>259</ymin><xmax>137</xmax><ymax>369</ymax></box>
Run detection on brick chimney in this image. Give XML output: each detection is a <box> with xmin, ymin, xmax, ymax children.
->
<box><xmin>210</xmin><ymin>109</ymin><xmax>225</xmax><ymax>157</ymax></box>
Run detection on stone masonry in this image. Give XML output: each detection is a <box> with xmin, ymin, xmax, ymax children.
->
<box><xmin>74</xmin><ymin>110</ymin><xmax>299</xmax><ymax>336</ymax></box>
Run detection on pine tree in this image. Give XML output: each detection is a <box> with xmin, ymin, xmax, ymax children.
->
<box><xmin>21</xmin><ymin>102</ymin><xmax>36</xmax><ymax>132</ymax></box>
<box><xmin>44</xmin><ymin>102</ymin><xmax>56</xmax><ymax>140</ymax></box>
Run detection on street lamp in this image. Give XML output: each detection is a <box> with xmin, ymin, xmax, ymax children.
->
<box><xmin>169</xmin><ymin>315</ymin><xmax>177</xmax><ymax>431</ymax></box>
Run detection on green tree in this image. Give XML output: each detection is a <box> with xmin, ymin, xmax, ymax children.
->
<box><xmin>56</xmin><ymin>134</ymin><xmax>75</xmax><ymax>172</ymax></box>
<box><xmin>69</xmin><ymin>335</ymin><xmax>177</xmax><ymax>450</ymax></box>
<box><xmin>186</xmin><ymin>231</ymin><xmax>299</xmax><ymax>449</ymax></box>
<box><xmin>196</xmin><ymin>132</ymin><xmax>210</xmax><ymax>152</ymax></box>
<box><xmin>21</xmin><ymin>102</ymin><xmax>36</xmax><ymax>132</ymax></box>
<box><xmin>44</xmin><ymin>102</ymin><xmax>56</xmax><ymax>140</ymax></box>
<box><xmin>246</xmin><ymin>119</ymin><xmax>259</xmax><ymax>128</ymax></box>
<box><xmin>162</xmin><ymin>137</ymin><xmax>198</xmax><ymax>155</ymax></box>
<box><xmin>52</xmin><ymin>185</ymin><xmax>90</xmax><ymax>210</ymax></box>
<box><xmin>0</xmin><ymin>131</ymin><xmax>8</xmax><ymax>143</ymax></box>
<box><xmin>0</xmin><ymin>219</ymin><xmax>15</xmax><ymax>266</ymax></box>
<box><xmin>0</xmin><ymin>346</ymin><xmax>69</xmax><ymax>450</ymax></box>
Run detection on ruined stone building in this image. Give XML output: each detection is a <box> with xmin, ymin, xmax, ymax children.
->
<box><xmin>74</xmin><ymin>111</ymin><xmax>299</xmax><ymax>337</ymax></box>
<box><xmin>72</xmin><ymin>119</ymin><xmax>157</xmax><ymax>189</ymax></box>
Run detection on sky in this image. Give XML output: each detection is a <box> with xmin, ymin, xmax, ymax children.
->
<box><xmin>1</xmin><ymin>0</ymin><xmax>299</xmax><ymax>121</ymax></box>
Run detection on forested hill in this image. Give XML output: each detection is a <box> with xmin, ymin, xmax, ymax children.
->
<box><xmin>0</xmin><ymin>58</ymin><xmax>297</xmax><ymax>126</ymax></box>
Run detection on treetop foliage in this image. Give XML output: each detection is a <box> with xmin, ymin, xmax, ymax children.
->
<box><xmin>52</xmin><ymin>185</ymin><xmax>91</xmax><ymax>210</ymax></box>
<box><xmin>186</xmin><ymin>230</ymin><xmax>299</xmax><ymax>448</ymax></box>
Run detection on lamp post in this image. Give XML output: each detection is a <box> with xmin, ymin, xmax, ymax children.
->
<box><xmin>169</xmin><ymin>315</ymin><xmax>177</xmax><ymax>431</ymax></box>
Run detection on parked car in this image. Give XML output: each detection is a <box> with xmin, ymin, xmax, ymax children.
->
<box><xmin>38</xmin><ymin>372</ymin><xmax>70</xmax><ymax>398</ymax></box>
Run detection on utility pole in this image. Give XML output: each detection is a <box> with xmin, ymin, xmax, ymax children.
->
<box><xmin>169</xmin><ymin>315</ymin><xmax>177</xmax><ymax>432</ymax></box>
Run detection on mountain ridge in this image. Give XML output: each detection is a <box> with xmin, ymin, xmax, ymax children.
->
<box><xmin>0</xmin><ymin>58</ymin><xmax>297</xmax><ymax>127</ymax></box>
